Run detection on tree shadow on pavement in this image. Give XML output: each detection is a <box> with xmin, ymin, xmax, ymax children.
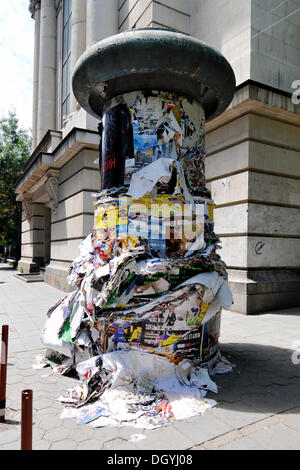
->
<box><xmin>212</xmin><ymin>342</ymin><xmax>300</xmax><ymax>415</ymax></box>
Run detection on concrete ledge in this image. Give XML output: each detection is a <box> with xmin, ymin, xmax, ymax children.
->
<box><xmin>7</xmin><ymin>258</ymin><xmax>18</xmax><ymax>269</ymax></box>
<box><xmin>45</xmin><ymin>261</ymin><xmax>75</xmax><ymax>292</ymax></box>
<box><xmin>14</xmin><ymin>273</ymin><xmax>45</xmax><ymax>283</ymax></box>
<box><xmin>228</xmin><ymin>268</ymin><xmax>300</xmax><ymax>314</ymax></box>
<box><xmin>231</xmin><ymin>291</ymin><xmax>300</xmax><ymax>315</ymax></box>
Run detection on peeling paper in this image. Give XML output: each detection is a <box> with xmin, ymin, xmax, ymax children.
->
<box><xmin>41</xmin><ymin>298</ymin><xmax>75</xmax><ymax>358</ymax></box>
<box><xmin>210</xmin><ymin>354</ymin><xmax>235</xmax><ymax>375</ymax></box>
<box><xmin>129</xmin><ymin>434</ymin><xmax>147</xmax><ymax>442</ymax></box>
<box><xmin>41</xmin><ymin>89</ymin><xmax>234</xmax><ymax>431</ymax></box>
<box><xmin>127</xmin><ymin>158</ymin><xmax>175</xmax><ymax>199</ymax></box>
<box><xmin>60</xmin><ymin>349</ymin><xmax>218</xmax><ymax>429</ymax></box>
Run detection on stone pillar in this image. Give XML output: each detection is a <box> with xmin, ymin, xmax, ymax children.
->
<box><xmin>86</xmin><ymin>0</ymin><xmax>118</xmax><ymax>49</ymax></box>
<box><xmin>30</xmin><ymin>0</ymin><xmax>41</xmax><ymax>151</ymax></box>
<box><xmin>18</xmin><ymin>197</ymin><xmax>46</xmax><ymax>273</ymax></box>
<box><xmin>70</xmin><ymin>0</ymin><xmax>87</xmax><ymax>113</ymax></box>
<box><xmin>205</xmin><ymin>84</ymin><xmax>300</xmax><ymax>314</ymax></box>
<box><xmin>37</xmin><ymin>0</ymin><xmax>57</xmax><ymax>144</ymax></box>
<box><xmin>45</xmin><ymin>148</ymin><xmax>99</xmax><ymax>292</ymax></box>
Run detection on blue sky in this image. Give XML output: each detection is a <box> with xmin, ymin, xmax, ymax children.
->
<box><xmin>0</xmin><ymin>0</ymin><xmax>34</xmax><ymax>131</ymax></box>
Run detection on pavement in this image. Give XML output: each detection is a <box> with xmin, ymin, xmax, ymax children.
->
<box><xmin>0</xmin><ymin>263</ymin><xmax>300</xmax><ymax>451</ymax></box>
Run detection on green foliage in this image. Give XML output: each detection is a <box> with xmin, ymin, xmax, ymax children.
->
<box><xmin>0</xmin><ymin>110</ymin><xmax>31</xmax><ymax>246</ymax></box>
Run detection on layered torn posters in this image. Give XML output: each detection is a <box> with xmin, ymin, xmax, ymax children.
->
<box><xmin>38</xmin><ymin>91</ymin><xmax>234</xmax><ymax>430</ymax></box>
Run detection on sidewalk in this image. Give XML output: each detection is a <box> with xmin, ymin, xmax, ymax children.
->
<box><xmin>0</xmin><ymin>263</ymin><xmax>300</xmax><ymax>450</ymax></box>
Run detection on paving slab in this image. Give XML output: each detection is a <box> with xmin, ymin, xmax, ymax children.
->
<box><xmin>280</xmin><ymin>411</ymin><xmax>300</xmax><ymax>434</ymax></box>
<box><xmin>172</xmin><ymin>412</ymin><xmax>233</xmax><ymax>445</ymax></box>
<box><xmin>135</xmin><ymin>427</ymin><xmax>195</xmax><ymax>450</ymax></box>
<box><xmin>250</xmin><ymin>423</ymin><xmax>300</xmax><ymax>450</ymax></box>
<box><xmin>211</xmin><ymin>401</ymin><xmax>270</xmax><ymax>428</ymax></box>
<box><xmin>216</xmin><ymin>435</ymin><xmax>265</xmax><ymax>450</ymax></box>
<box><xmin>0</xmin><ymin>264</ymin><xmax>300</xmax><ymax>450</ymax></box>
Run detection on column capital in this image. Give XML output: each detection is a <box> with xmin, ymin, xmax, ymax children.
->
<box><xmin>29</xmin><ymin>0</ymin><xmax>41</xmax><ymax>19</ymax></box>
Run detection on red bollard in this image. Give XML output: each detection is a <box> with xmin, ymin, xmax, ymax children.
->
<box><xmin>0</xmin><ymin>325</ymin><xmax>9</xmax><ymax>423</ymax></box>
<box><xmin>21</xmin><ymin>390</ymin><xmax>33</xmax><ymax>450</ymax></box>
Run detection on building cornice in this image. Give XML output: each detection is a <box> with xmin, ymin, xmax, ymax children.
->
<box><xmin>23</xmin><ymin>130</ymin><xmax>62</xmax><ymax>176</ymax></box>
<box><xmin>15</xmin><ymin>127</ymin><xmax>99</xmax><ymax>196</ymax></box>
<box><xmin>206</xmin><ymin>80</ymin><xmax>300</xmax><ymax>135</ymax></box>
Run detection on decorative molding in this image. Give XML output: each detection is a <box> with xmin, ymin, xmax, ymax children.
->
<box><xmin>29</xmin><ymin>0</ymin><xmax>41</xmax><ymax>19</ymax></box>
<box><xmin>23</xmin><ymin>194</ymin><xmax>33</xmax><ymax>221</ymax></box>
<box><xmin>45</xmin><ymin>170</ymin><xmax>60</xmax><ymax>213</ymax></box>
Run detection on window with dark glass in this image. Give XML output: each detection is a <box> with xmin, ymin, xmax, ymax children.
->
<box><xmin>62</xmin><ymin>0</ymin><xmax>72</xmax><ymax>124</ymax></box>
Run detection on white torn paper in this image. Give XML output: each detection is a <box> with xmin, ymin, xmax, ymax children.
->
<box><xmin>127</xmin><ymin>158</ymin><xmax>175</xmax><ymax>199</ymax></box>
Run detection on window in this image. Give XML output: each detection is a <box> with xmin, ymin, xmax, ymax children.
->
<box><xmin>62</xmin><ymin>0</ymin><xmax>72</xmax><ymax>124</ymax></box>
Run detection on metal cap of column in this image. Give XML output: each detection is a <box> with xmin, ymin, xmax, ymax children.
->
<box><xmin>72</xmin><ymin>28</ymin><xmax>236</xmax><ymax>122</ymax></box>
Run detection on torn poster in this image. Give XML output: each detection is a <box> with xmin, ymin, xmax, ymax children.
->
<box><xmin>40</xmin><ymin>90</ymin><xmax>233</xmax><ymax>429</ymax></box>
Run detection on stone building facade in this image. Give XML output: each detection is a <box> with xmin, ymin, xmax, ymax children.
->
<box><xmin>16</xmin><ymin>0</ymin><xmax>300</xmax><ymax>314</ymax></box>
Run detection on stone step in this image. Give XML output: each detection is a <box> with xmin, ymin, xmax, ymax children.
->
<box><xmin>13</xmin><ymin>272</ymin><xmax>45</xmax><ymax>283</ymax></box>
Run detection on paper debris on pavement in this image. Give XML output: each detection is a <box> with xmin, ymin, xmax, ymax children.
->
<box><xmin>40</xmin><ymin>90</ymin><xmax>234</xmax><ymax>430</ymax></box>
<box><xmin>129</xmin><ymin>434</ymin><xmax>147</xmax><ymax>443</ymax></box>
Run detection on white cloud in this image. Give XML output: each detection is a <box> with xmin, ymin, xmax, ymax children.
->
<box><xmin>0</xmin><ymin>0</ymin><xmax>34</xmax><ymax>131</ymax></box>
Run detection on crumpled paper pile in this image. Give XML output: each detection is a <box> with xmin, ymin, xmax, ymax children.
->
<box><xmin>57</xmin><ymin>350</ymin><xmax>233</xmax><ymax>429</ymax></box>
<box><xmin>38</xmin><ymin>91</ymin><xmax>234</xmax><ymax>428</ymax></box>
